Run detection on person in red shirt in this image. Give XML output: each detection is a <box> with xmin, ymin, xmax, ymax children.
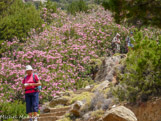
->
<box><xmin>22</xmin><ymin>65</ymin><xmax>41</xmax><ymax>121</ymax></box>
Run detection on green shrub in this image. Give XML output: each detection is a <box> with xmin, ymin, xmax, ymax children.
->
<box><xmin>0</xmin><ymin>101</ymin><xmax>27</xmax><ymax>120</ymax></box>
<box><xmin>67</xmin><ymin>0</ymin><xmax>88</xmax><ymax>15</ymax></box>
<box><xmin>113</xmin><ymin>32</ymin><xmax>161</xmax><ymax>103</ymax></box>
<box><xmin>102</xmin><ymin>0</ymin><xmax>161</xmax><ymax>27</ymax></box>
<box><xmin>0</xmin><ymin>0</ymin><xmax>14</xmax><ymax>16</ymax></box>
<box><xmin>0</xmin><ymin>0</ymin><xmax>43</xmax><ymax>42</ymax></box>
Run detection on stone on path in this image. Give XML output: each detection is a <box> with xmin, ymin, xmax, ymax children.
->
<box><xmin>49</xmin><ymin>97</ymin><xmax>69</xmax><ymax>107</ymax></box>
<box><xmin>70</xmin><ymin>101</ymin><xmax>84</xmax><ymax>116</ymax></box>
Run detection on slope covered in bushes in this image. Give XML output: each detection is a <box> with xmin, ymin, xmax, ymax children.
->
<box><xmin>0</xmin><ymin>6</ymin><xmax>131</xmax><ymax>103</ymax></box>
<box><xmin>113</xmin><ymin>31</ymin><xmax>161</xmax><ymax>103</ymax></box>
<box><xmin>0</xmin><ymin>4</ymin><xmax>160</xmax><ymax>116</ymax></box>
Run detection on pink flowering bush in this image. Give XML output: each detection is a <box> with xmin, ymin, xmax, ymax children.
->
<box><xmin>1</xmin><ymin>6</ymin><xmax>159</xmax><ymax>103</ymax></box>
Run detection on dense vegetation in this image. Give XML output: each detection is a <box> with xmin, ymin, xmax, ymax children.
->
<box><xmin>0</xmin><ymin>5</ymin><xmax>128</xmax><ymax>104</ymax></box>
<box><xmin>51</xmin><ymin>0</ymin><xmax>100</xmax><ymax>9</ymax></box>
<box><xmin>67</xmin><ymin>0</ymin><xmax>88</xmax><ymax>15</ymax></box>
<box><xmin>0</xmin><ymin>0</ymin><xmax>160</xmax><ymax>119</ymax></box>
<box><xmin>0</xmin><ymin>0</ymin><xmax>43</xmax><ymax>43</ymax></box>
<box><xmin>113</xmin><ymin>30</ymin><xmax>161</xmax><ymax>103</ymax></box>
<box><xmin>102</xmin><ymin>0</ymin><xmax>161</xmax><ymax>27</ymax></box>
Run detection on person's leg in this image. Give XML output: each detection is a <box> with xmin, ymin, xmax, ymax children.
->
<box><xmin>126</xmin><ymin>45</ymin><xmax>129</xmax><ymax>52</ymax></box>
<box><xmin>118</xmin><ymin>45</ymin><xmax>120</xmax><ymax>53</ymax></box>
<box><xmin>25</xmin><ymin>93</ymin><xmax>33</xmax><ymax>120</ymax></box>
<box><xmin>32</xmin><ymin>92</ymin><xmax>39</xmax><ymax>121</ymax></box>
<box><xmin>28</xmin><ymin>113</ymin><xmax>33</xmax><ymax>120</ymax></box>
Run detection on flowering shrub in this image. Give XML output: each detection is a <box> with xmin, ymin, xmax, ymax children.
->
<box><xmin>40</xmin><ymin>0</ymin><xmax>57</xmax><ymax>25</ymax></box>
<box><xmin>1</xmin><ymin>6</ymin><xmax>158</xmax><ymax>103</ymax></box>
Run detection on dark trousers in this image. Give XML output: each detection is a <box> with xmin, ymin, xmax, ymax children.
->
<box><xmin>25</xmin><ymin>92</ymin><xmax>39</xmax><ymax>114</ymax></box>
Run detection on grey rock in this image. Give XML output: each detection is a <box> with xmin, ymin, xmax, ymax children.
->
<box><xmin>82</xmin><ymin>112</ymin><xmax>93</xmax><ymax>121</ymax></box>
<box><xmin>94</xmin><ymin>55</ymin><xmax>125</xmax><ymax>82</ymax></box>
<box><xmin>102</xmin><ymin>98</ymin><xmax>113</xmax><ymax>110</ymax></box>
<box><xmin>93</xmin><ymin>80</ymin><xmax>109</xmax><ymax>92</ymax></box>
<box><xmin>85</xmin><ymin>85</ymin><xmax>91</xmax><ymax>90</ymax></box>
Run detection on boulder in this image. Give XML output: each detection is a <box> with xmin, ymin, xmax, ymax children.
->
<box><xmin>42</xmin><ymin>107</ymin><xmax>50</xmax><ymax>113</ymax></box>
<box><xmin>83</xmin><ymin>112</ymin><xmax>91</xmax><ymax>121</ymax></box>
<box><xmin>102</xmin><ymin>106</ymin><xmax>137</xmax><ymax>121</ymax></box>
<box><xmin>40</xmin><ymin>102</ymin><xmax>50</xmax><ymax>113</ymax></box>
<box><xmin>49</xmin><ymin>97</ymin><xmax>69</xmax><ymax>107</ymax></box>
<box><xmin>70</xmin><ymin>101</ymin><xmax>84</xmax><ymax>116</ymax></box>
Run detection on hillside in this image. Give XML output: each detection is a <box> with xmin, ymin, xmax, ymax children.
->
<box><xmin>0</xmin><ymin>1</ymin><xmax>161</xmax><ymax>121</ymax></box>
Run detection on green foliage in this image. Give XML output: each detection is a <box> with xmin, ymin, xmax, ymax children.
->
<box><xmin>113</xmin><ymin>32</ymin><xmax>161</xmax><ymax>103</ymax></box>
<box><xmin>102</xmin><ymin>0</ymin><xmax>161</xmax><ymax>27</ymax></box>
<box><xmin>0</xmin><ymin>0</ymin><xmax>43</xmax><ymax>42</ymax></box>
<box><xmin>67</xmin><ymin>0</ymin><xmax>88</xmax><ymax>15</ymax></box>
<box><xmin>51</xmin><ymin>0</ymin><xmax>73</xmax><ymax>10</ymax></box>
<box><xmin>0</xmin><ymin>101</ymin><xmax>27</xmax><ymax>120</ymax></box>
<box><xmin>94</xmin><ymin>0</ymin><xmax>103</xmax><ymax>4</ymax></box>
<box><xmin>0</xmin><ymin>0</ymin><xmax>14</xmax><ymax>16</ymax></box>
<box><xmin>46</xmin><ymin>0</ymin><xmax>57</xmax><ymax>13</ymax></box>
<box><xmin>102</xmin><ymin>0</ymin><xmax>123</xmax><ymax>24</ymax></box>
<box><xmin>51</xmin><ymin>0</ymin><xmax>98</xmax><ymax>10</ymax></box>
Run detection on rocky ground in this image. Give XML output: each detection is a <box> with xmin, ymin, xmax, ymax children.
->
<box><xmin>22</xmin><ymin>54</ymin><xmax>161</xmax><ymax>121</ymax></box>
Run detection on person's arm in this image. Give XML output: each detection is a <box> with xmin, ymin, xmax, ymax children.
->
<box><xmin>29</xmin><ymin>80</ymin><xmax>41</xmax><ymax>86</ymax></box>
<box><xmin>125</xmin><ymin>37</ymin><xmax>129</xmax><ymax>47</ymax></box>
<box><xmin>115</xmin><ymin>39</ymin><xmax>120</xmax><ymax>44</ymax></box>
<box><xmin>22</xmin><ymin>78</ymin><xmax>25</xmax><ymax>90</ymax></box>
<box><xmin>118</xmin><ymin>39</ymin><xmax>121</xmax><ymax>44</ymax></box>
<box><xmin>22</xmin><ymin>84</ymin><xmax>25</xmax><ymax>90</ymax></box>
<box><xmin>131</xmin><ymin>37</ymin><xmax>135</xmax><ymax>42</ymax></box>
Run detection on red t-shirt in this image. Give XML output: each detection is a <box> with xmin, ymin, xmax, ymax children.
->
<box><xmin>22</xmin><ymin>73</ymin><xmax>39</xmax><ymax>94</ymax></box>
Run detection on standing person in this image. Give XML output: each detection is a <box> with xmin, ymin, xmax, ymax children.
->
<box><xmin>22</xmin><ymin>65</ymin><xmax>41</xmax><ymax>121</ymax></box>
<box><xmin>126</xmin><ymin>32</ymin><xmax>135</xmax><ymax>52</ymax></box>
<box><xmin>112</xmin><ymin>33</ymin><xmax>121</xmax><ymax>54</ymax></box>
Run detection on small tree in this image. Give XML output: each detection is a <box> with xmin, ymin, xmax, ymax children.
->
<box><xmin>102</xmin><ymin>0</ymin><xmax>161</xmax><ymax>28</ymax></box>
<box><xmin>0</xmin><ymin>0</ymin><xmax>43</xmax><ymax>42</ymax></box>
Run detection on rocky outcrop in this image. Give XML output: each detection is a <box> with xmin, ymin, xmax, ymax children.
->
<box><xmin>102</xmin><ymin>106</ymin><xmax>137</xmax><ymax>121</ymax></box>
<box><xmin>22</xmin><ymin>54</ymin><xmax>160</xmax><ymax>121</ymax></box>
<box><xmin>92</xmin><ymin>80</ymin><xmax>110</xmax><ymax>93</ymax></box>
<box><xmin>94</xmin><ymin>54</ymin><xmax>126</xmax><ymax>82</ymax></box>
